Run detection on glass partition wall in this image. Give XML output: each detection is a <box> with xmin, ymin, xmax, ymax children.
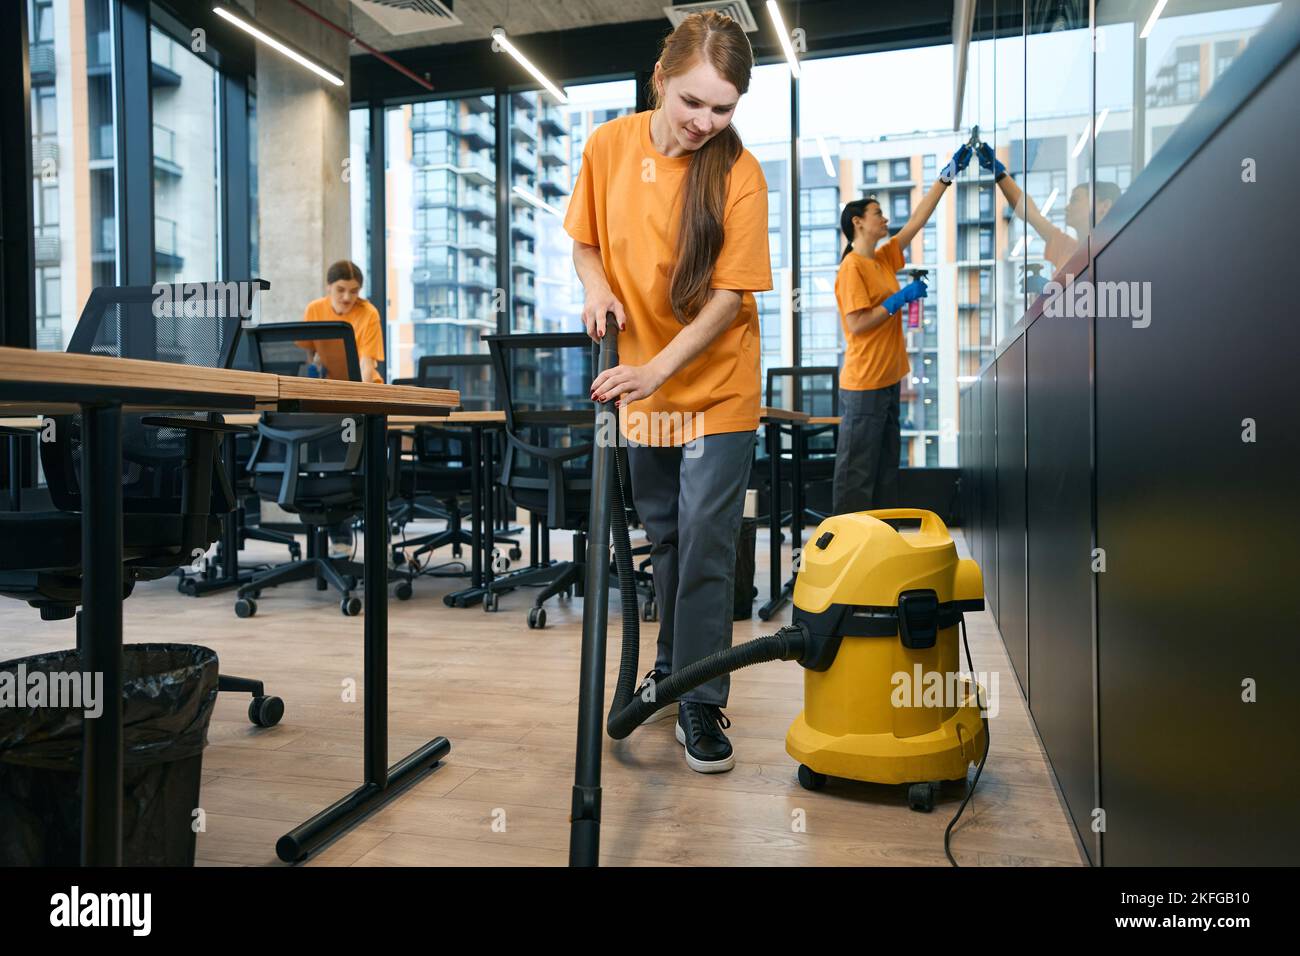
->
<box><xmin>347</xmin><ymin>1</ymin><xmax>1285</xmax><ymax>464</ymax></box>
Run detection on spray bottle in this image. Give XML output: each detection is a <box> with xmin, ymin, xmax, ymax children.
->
<box><xmin>906</xmin><ymin>269</ymin><xmax>928</xmax><ymax>329</ymax></box>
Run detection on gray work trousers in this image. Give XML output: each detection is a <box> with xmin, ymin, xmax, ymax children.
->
<box><xmin>832</xmin><ymin>382</ymin><xmax>901</xmax><ymax>516</ymax></box>
<box><xmin>627</xmin><ymin>431</ymin><xmax>755</xmax><ymax>707</ymax></box>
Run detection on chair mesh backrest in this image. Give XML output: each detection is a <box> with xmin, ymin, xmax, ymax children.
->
<box><xmin>417</xmin><ymin>355</ymin><xmax>494</xmax><ymax>411</ymax></box>
<box><xmin>766</xmin><ymin>366</ymin><xmax>839</xmax><ymax>456</ymax></box>
<box><xmin>241</xmin><ymin>322</ymin><xmax>363</xmax><ymax>475</ymax></box>
<box><xmin>242</xmin><ymin>321</ymin><xmax>360</xmax><ymax>381</ymax></box>
<box><xmin>411</xmin><ymin>356</ymin><xmax>494</xmax><ymax>469</ymax></box>
<box><xmin>485</xmin><ymin>333</ymin><xmax>596</xmax><ymax>498</ymax></box>
<box><xmin>44</xmin><ymin>282</ymin><xmax>258</xmax><ymax>514</ymax></box>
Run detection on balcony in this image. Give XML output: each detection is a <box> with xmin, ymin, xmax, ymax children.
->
<box><xmin>511</xmin><ymin>112</ymin><xmax>537</xmax><ymax>144</ymax></box>
<box><xmin>511</xmin><ymin>213</ymin><xmax>536</xmax><ymax>239</ymax></box>
<box><xmin>154</xmin><ymin>216</ymin><xmax>182</xmax><ymax>268</ymax></box>
<box><xmin>459</xmin><ymin>113</ymin><xmax>494</xmax><ymax>147</ymax></box>
<box><xmin>512</xmin><ymin>248</ymin><xmax>535</xmax><ymax>270</ymax></box>
<box><xmin>459</xmin><ymin>190</ymin><xmax>495</xmax><ymax>217</ymax></box>
<box><xmin>150</xmin><ymin>32</ymin><xmax>181</xmax><ymax>87</ymax></box>
<box><xmin>88</xmin><ymin>30</ymin><xmax>112</xmax><ymax>71</ymax></box>
<box><xmin>453</xmin><ymin>227</ymin><xmax>497</xmax><ymax>256</ymax></box>
<box><xmin>537</xmin><ymin>140</ymin><xmax>567</xmax><ymax>167</ymax></box>
<box><xmin>538</xmin><ymin>166</ymin><xmax>569</xmax><ymax>196</ymax></box>
<box><xmin>539</xmin><ymin>105</ymin><xmax>566</xmax><ymax>136</ymax></box>
<box><xmin>92</xmin><ymin>124</ymin><xmax>114</xmax><ymax>162</ymax></box>
<box><xmin>34</xmin><ymin>227</ymin><xmax>61</xmax><ymax>266</ymax></box>
<box><xmin>512</xmin><ymin>141</ymin><xmax>538</xmax><ymax>171</ymax></box>
<box><xmin>153</xmin><ymin>124</ymin><xmax>181</xmax><ymax>176</ymax></box>
<box><xmin>30</xmin><ymin>44</ymin><xmax>55</xmax><ymax>84</ymax></box>
<box><xmin>456</xmin><ymin>151</ymin><xmax>496</xmax><ymax>186</ymax></box>
<box><xmin>32</xmin><ymin>137</ymin><xmax>59</xmax><ymax>172</ymax></box>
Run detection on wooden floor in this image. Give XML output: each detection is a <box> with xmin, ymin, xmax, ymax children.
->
<box><xmin>0</xmin><ymin>516</ymin><xmax>1086</xmax><ymax>867</ymax></box>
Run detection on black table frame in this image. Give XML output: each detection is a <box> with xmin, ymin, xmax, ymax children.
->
<box><xmin>0</xmin><ymin>381</ymin><xmax>454</xmax><ymax>866</ymax></box>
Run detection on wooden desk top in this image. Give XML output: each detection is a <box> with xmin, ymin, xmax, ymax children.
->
<box><xmin>0</xmin><ymin>417</ymin><xmax>44</xmax><ymax>429</ymax></box>
<box><xmin>0</xmin><ymin>349</ymin><xmax>461</xmax><ymax>417</ymax></box>
<box><xmin>0</xmin><ymin>346</ymin><xmax>278</xmax><ymax>415</ymax></box>
<box><xmin>806</xmin><ymin>416</ymin><xmax>842</xmax><ymax>425</ymax></box>
<box><xmin>275</xmin><ymin>376</ymin><xmax>458</xmax><ymax>415</ymax></box>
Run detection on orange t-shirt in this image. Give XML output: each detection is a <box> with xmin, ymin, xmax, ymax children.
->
<box><xmin>297</xmin><ymin>297</ymin><xmax>385</xmax><ymax>383</ymax></box>
<box><xmin>562</xmin><ymin>109</ymin><xmax>772</xmax><ymax>445</ymax></box>
<box><xmin>835</xmin><ymin>237</ymin><xmax>910</xmax><ymax>391</ymax></box>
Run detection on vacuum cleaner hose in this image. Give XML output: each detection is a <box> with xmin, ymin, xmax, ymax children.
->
<box><xmin>603</xmin><ymin>424</ymin><xmax>807</xmax><ymax>740</ymax></box>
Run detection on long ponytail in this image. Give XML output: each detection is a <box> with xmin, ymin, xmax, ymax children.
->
<box><xmin>652</xmin><ymin>12</ymin><xmax>753</xmax><ymax>324</ymax></box>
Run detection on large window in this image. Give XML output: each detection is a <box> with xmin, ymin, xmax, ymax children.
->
<box><xmin>27</xmin><ymin>0</ymin><xmax>119</xmax><ymax>350</ymax></box>
<box><xmin>150</xmin><ymin>24</ymin><xmax>221</xmax><ymax>284</ymax></box>
<box><xmin>730</xmin><ymin>63</ymin><xmax>791</xmax><ymax>394</ymax></box>
<box><xmin>516</xmin><ymin>80</ymin><xmax>634</xmax><ymax>335</ymax></box>
<box><xmin>383</xmin><ymin>95</ymin><xmax>497</xmax><ymax>376</ymax></box>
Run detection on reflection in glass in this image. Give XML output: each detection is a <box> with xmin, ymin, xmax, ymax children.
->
<box><xmin>150</xmin><ymin>25</ymin><xmax>221</xmax><ymax>286</ymax></box>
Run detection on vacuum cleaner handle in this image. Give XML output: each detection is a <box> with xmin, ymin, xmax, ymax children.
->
<box><xmin>868</xmin><ymin>507</ymin><xmax>949</xmax><ymax>537</ymax></box>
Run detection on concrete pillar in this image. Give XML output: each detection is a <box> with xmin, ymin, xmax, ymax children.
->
<box><xmin>247</xmin><ymin>0</ymin><xmax>352</xmax><ymax>321</ymax></box>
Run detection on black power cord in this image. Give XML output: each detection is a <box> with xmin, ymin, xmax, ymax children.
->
<box><xmin>944</xmin><ymin>616</ymin><xmax>991</xmax><ymax>867</ymax></box>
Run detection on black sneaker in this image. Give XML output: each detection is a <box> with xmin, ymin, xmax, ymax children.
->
<box><xmin>636</xmin><ymin>669</ymin><xmax>677</xmax><ymax>725</ymax></box>
<box><xmin>675</xmin><ymin>702</ymin><xmax>734</xmax><ymax>773</ymax></box>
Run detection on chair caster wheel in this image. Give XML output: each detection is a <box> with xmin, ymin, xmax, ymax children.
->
<box><xmin>235</xmin><ymin>597</ymin><xmax>257</xmax><ymax>618</ymax></box>
<box><xmin>177</xmin><ymin>577</ymin><xmax>197</xmax><ymax>596</ymax></box>
<box><xmin>249</xmin><ymin>695</ymin><xmax>284</xmax><ymax>728</ymax></box>
<box><xmin>395</xmin><ymin>582</ymin><xmax>413</xmax><ymax>601</ymax></box>
<box><xmin>641</xmin><ymin>598</ymin><xmax>658</xmax><ymax>622</ymax></box>
<box><xmin>341</xmin><ymin>596</ymin><xmax>362</xmax><ymax>616</ymax></box>
<box><xmin>797</xmin><ymin>765</ymin><xmax>827</xmax><ymax>791</ymax></box>
<box><xmin>290</xmin><ymin>547</ymin><xmax>302</xmax><ymax>561</ymax></box>
<box><xmin>483</xmin><ymin>592</ymin><xmax>499</xmax><ymax>612</ymax></box>
<box><xmin>509</xmin><ymin>546</ymin><xmax>522</xmax><ymax>561</ymax></box>
<box><xmin>443</xmin><ymin>594</ymin><xmax>457</xmax><ymax>607</ymax></box>
<box><xmin>527</xmin><ymin>606</ymin><xmax>546</xmax><ymax>629</ymax></box>
<box><xmin>907</xmin><ymin>782</ymin><xmax>939</xmax><ymax>813</ymax></box>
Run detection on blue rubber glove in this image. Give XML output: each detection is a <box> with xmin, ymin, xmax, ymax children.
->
<box><xmin>938</xmin><ymin>144</ymin><xmax>973</xmax><ymax>184</ymax></box>
<box><xmin>882</xmin><ymin>279</ymin><xmax>928</xmax><ymax>315</ymax></box>
<box><xmin>976</xmin><ymin>143</ymin><xmax>1007</xmax><ymax>180</ymax></box>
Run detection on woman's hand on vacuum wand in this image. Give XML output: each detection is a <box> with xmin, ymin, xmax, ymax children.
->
<box><xmin>590</xmin><ymin>361</ymin><xmax>666</xmax><ymax>406</ymax></box>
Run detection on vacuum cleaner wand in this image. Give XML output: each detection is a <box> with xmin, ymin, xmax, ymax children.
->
<box><xmin>569</xmin><ymin>316</ymin><xmax>620</xmax><ymax>867</ymax></box>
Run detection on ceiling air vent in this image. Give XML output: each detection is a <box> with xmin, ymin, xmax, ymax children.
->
<box><xmin>663</xmin><ymin>1</ymin><xmax>759</xmax><ymax>32</ymax></box>
<box><xmin>351</xmin><ymin>0</ymin><xmax>461</xmax><ymax>36</ymax></box>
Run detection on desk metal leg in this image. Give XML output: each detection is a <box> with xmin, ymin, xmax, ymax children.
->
<box><xmin>484</xmin><ymin>429</ymin><xmax>495</xmax><ymax>592</ymax></box>
<box><xmin>80</xmin><ymin>402</ymin><xmax>123</xmax><ymax>866</ymax></box>
<box><xmin>275</xmin><ymin>413</ymin><xmax>450</xmax><ymax>863</ymax></box>
<box><xmin>758</xmin><ymin>421</ymin><xmax>790</xmax><ymax>620</ymax></box>
<box><xmin>470</xmin><ymin>427</ymin><xmax>483</xmax><ymax>589</ymax></box>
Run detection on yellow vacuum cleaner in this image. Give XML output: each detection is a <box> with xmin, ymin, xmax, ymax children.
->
<box><xmin>785</xmin><ymin>508</ymin><xmax>987</xmax><ymax>812</ymax></box>
<box><xmin>571</xmin><ymin>323</ymin><xmax>990</xmax><ymax>866</ymax></box>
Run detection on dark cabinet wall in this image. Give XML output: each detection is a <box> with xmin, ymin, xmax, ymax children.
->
<box><xmin>1093</xmin><ymin>49</ymin><xmax>1300</xmax><ymax>865</ymax></box>
<box><xmin>1024</xmin><ymin>305</ymin><xmax>1097</xmax><ymax>865</ymax></box>
<box><xmin>958</xmin><ymin>30</ymin><xmax>1300</xmax><ymax>866</ymax></box>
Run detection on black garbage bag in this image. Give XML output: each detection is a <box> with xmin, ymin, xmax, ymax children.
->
<box><xmin>0</xmin><ymin>643</ymin><xmax>219</xmax><ymax>866</ymax></box>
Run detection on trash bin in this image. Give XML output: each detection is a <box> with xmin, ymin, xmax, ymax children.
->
<box><xmin>0</xmin><ymin>643</ymin><xmax>219</xmax><ymax>866</ymax></box>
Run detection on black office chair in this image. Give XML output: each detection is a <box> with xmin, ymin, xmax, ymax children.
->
<box><xmin>233</xmin><ymin>322</ymin><xmax>403</xmax><ymax>617</ymax></box>
<box><xmin>0</xmin><ymin>281</ymin><xmax>283</xmax><ymax>727</ymax></box>
<box><xmin>478</xmin><ymin>332</ymin><xmax>605</xmax><ymax>629</ymax></box>
<box><xmin>765</xmin><ymin>365</ymin><xmax>840</xmax><ymax>525</ymax></box>
<box><xmin>391</xmin><ymin>354</ymin><xmax>521</xmax><ymax>572</ymax></box>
